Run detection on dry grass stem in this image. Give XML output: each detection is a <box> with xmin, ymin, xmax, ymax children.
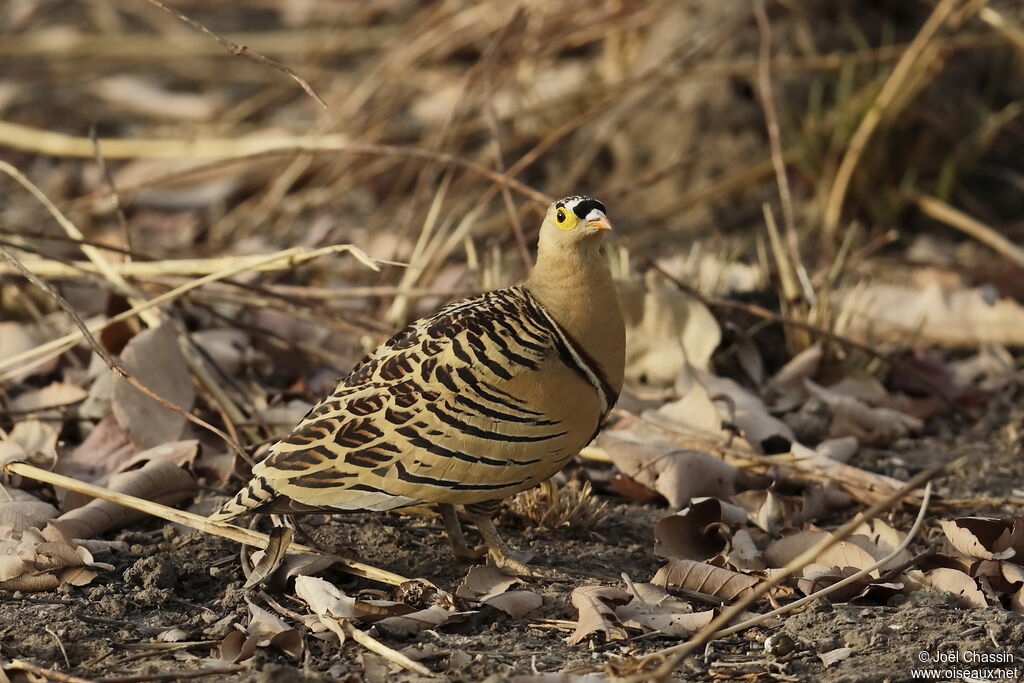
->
<box><xmin>822</xmin><ymin>0</ymin><xmax>970</xmax><ymax>241</ymax></box>
<box><xmin>142</xmin><ymin>0</ymin><xmax>327</xmax><ymax>109</ymax></box>
<box><xmin>911</xmin><ymin>192</ymin><xmax>1024</xmax><ymax>270</ymax></box>
<box><xmin>0</xmin><ymin>244</ymin><xmax>378</xmax><ymax>381</ymax></box>
<box><xmin>320</xmin><ymin>617</ymin><xmax>431</xmax><ymax>676</ymax></box>
<box><xmin>3</xmin><ymin>462</ymin><xmax>409</xmax><ymax>587</ymax></box>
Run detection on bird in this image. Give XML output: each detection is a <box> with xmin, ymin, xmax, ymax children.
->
<box><xmin>210</xmin><ymin>196</ymin><xmax>625</xmax><ymax>574</ymax></box>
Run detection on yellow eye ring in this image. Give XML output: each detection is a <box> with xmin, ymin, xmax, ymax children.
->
<box><xmin>556</xmin><ymin>208</ymin><xmax>566</xmax><ymax>223</ymax></box>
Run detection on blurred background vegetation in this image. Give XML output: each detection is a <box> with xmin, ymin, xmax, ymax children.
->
<box><xmin>2</xmin><ymin>0</ymin><xmax>1023</xmax><ymax>374</ymax></box>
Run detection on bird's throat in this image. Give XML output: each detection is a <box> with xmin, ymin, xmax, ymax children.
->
<box><xmin>524</xmin><ymin>245</ymin><xmax>625</xmax><ymax>396</ymax></box>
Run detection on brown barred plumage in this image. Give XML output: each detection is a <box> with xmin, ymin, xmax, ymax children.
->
<box><xmin>210</xmin><ymin>196</ymin><xmax>625</xmax><ymax>574</ymax></box>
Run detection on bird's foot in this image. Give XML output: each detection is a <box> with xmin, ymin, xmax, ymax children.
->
<box><xmin>487</xmin><ymin>546</ymin><xmax>551</xmax><ymax>577</ymax></box>
<box><xmin>452</xmin><ymin>541</ymin><xmax>488</xmax><ymax>562</ymax></box>
<box><xmin>468</xmin><ymin>513</ymin><xmax>561</xmax><ymax>578</ymax></box>
<box><xmin>439</xmin><ymin>503</ymin><xmax>488</xmax><ymax>562</ymax></box>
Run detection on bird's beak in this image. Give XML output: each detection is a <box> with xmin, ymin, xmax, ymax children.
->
<box><xmin>585</xmin><ymin>214</ymin><xmax>613</xmax><ymax>232</ymax></box>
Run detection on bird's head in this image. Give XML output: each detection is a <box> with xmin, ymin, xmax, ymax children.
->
<box><xmin>539</xmin><ymin>196</ymin><xmax>612</xmax><ymax>250</ymax></box>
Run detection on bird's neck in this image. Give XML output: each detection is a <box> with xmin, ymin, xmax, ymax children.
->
<box><xmin>524</xmin><ymin>243</ymin><xmax>625</xmax><ymax>395</ymax></box>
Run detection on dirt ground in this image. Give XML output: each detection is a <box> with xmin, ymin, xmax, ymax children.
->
<box><xmin>3</xmin><ymin>395</ymin><xmax>1023</xmax><ymax>682</ymax></box>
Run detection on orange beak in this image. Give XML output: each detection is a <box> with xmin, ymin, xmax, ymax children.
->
<box><xmin>586</xmin><ymin>215</ymin><xmax>613</xmax><ymax>231</ymax></box>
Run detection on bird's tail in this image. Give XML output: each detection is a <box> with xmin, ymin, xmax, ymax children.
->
<box><xmin>209</xmin><ymin>475</ymin><xmax>276</xmax><ymax>522</ymax></box>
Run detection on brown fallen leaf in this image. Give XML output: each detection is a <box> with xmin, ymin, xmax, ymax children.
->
<box><xmin>294</xmin><ymin>575</ymin><xmax>414</xmax><ymax>622</ymax></box>
<box><xmin>940</xmin><ymin>517</ymin><xmax>1024</xmax><ymax>562</ymax></box>
<box><xmin>644</xmin><ymin>375</ymin><xmax>730</xmax><ymax>442</ymax></box>
<box><xmin>796</xmin><ymin>564</ymin><xmax>901</xmax><ymax>601</ymax></box>
<box><xmin>0</xmin><ymin>523</ymin><xmax>109</xmax><ymax>592</ymax></box>
<box><xmin>51</xmin><ymin>459</ymin><xmax>198</xmax><ymax>539</ymax></box>
<box><xmin>764</xmin><ymin>531</ymin><xmax>881</xmax><ymax>577</ymax></box>
<box><xmin>456</xmin><ymin>564</ymin><xmax>520</xmax><ymax>601</ymax></box>
<box><xmin>9</xmin><ymin>382</ymin><xmax>88</xmax><ymax>418</ymax></box>
<box><xmin>246</xmin><ymin>599</ymin><xmax>304</xmax><ymax>658</ymax></box>
<box><xmin>654</xmin><ymin>498</ymin><xmax>748</xmax><ymax>561</ymax></box>
<box><xmin>837</xmin><ymin>282</ymin><xmax>1024</xmax><ymax>347</ymax></box>
<box><xmin>732</xmin><ymin>489</ymin><xmax>795</xmax><ymax>536</ymax></box>
<box><xmin>615</xmin><ymin>581</ymin><xmax>714</xmax><ymax>636</ymax></box>
<box><xmin>60</xmin><ymin>415</ymin><xmax>133</xmax><ymax>485</ymax></box>
<box><xmin>565</xmin><ymin>585</ymin><xmax>630</xmax><ymax>645</ymax></box>
<box><xmin>764</xmin><ymin>343</ymin><xmax>822</xmax><ymax>411</ymax></box>
<box><xmin>0</xmin><ymin>488</ymin><xmax>58</xmax><ymax>531</ymax></box>
<box><xmin>853</xmin><ymin>518</ymin><xmax>913</xmax><ymax>572</ymax></box>
<box><xmin>652</xmin><ymin>559</ymin><xmax>760</xmax><ymax>602</ymax></box>
<box><xmin>919</xmin><ymin>567</ymin><xmax>988</xmax><ymax>608</ymax></box>
<box><xmin>245</xmin><ymin>526</ymin><xmax>293</xmax><ymax>589</ymax></box>
<box><xmin>0</xmin><ymin>420</ymin><xmax>59</xmax><ymax>473</ymax></box>
<box><xmin>482</xmin><ymin>591</ymin><xmax>543</xmax><ymax>618</ymax></box>
<box><xmin>375</xmin><ymin>605</ymin><xmax>460</xmax><ymax>636</ymax></box>
<box><xmin>600</xmin><ymin>431</ymin><xmax>740</xmax><ymax>509</ymax></box>
<box><xmin>618</xmin><ymin>277</ymin><xmax>721</xmax><ymax>387</ymax></box>
<box><xmin>189</xmin><ymin>328</ymin><xmax>251</xmax><ymax>377</ymax></box>
<box><xmin>0</xmin><ymin>320</ymin><xmax>60</xmax><ymax>382</ymax></box>
<box><xmin>699</xmin><ymin>373</ymin><xmax>795</xmax><ymax>454</ymax></box>
<box><xmin>728</xmin><ymin>529</ymin><xmax>766</xmax><ymax>571</ymax></box>
<box><xmin>112</xmin><ymin>323</ymin><xmax>196</xmax><ymax>450</ymax></box>
<box><xmin>806</xmin><ymin>380</ymin><xmax>922</xmax><ymax>446</ymax></box>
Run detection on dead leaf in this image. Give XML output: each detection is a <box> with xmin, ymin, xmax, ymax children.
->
<box><xmin>0</xmin><ymin>524</ymin><xmax>108</xmax><ymax>591</ymax></box>
<box><xmin>245</xmin><ymin>526</ymin><xmax>293</xmax><ymax>589</ymax></box>
<box><xmin>655</xmin><ymin>498</ymin><xmax>747</xmax><ymax>561</ymax></box>
<box><xmin>482</xmin><ymin>591</ymin><xmax>543</xmax><ymax>618</ymax></box>
<box><xmin>375</xmin><ymin>605</ymin><xmax>458</xmax><ymax>635</ymax></box>
<box><xmin>940</xmin><ymin>517</ymin><xmax>1024</xmax><ymax>562</ymax></box>
<box><xmin>244</xmin><ymin>599</ymin><xmax>304</xmax><ymax>659</ymax></box>
<box><xmin>112</xmin><ymin>323</ymin><xmax>195</xmax><ymax>450</ymax></box>
<box><xmin>699</xmin><ymin>373</ymin><xmax>794</xmax><ymax>453</ymax></box>
<box><xmin>806</xmin><ymin>380</ymin><xmax>922</xmax><ymax>446</ymax></box>
<box><xmin>294</xmin><ymin>575</ymin><xmax>413</xmax><ymax>622</ymax></box>
<box><xmin>618</xmin><ymin>276</ymin><xmax>721</xmax><ymax>387</ymax></box>
<box><xmin>837</xmin><ymin>282</ymin><xmax>1024</xmax><ymax>347</ymax></box>
<box><xmin>456</xmin><ymin>564</ymin><xmax>520</xmax><ymax>600</ymax></box>
<box><xmin>0</xmin><ymin>420</ymin><xmax>58</xmax><ymax>471</ymax></box>
<box><xmin>565</xmin><ymin>586</ymin><xmax>630</xmax><ymax>645</ymax></box>
<box><xmin>920</xmin><ymin>567</ymin><xmax>988</xmax><ymax>608</ymax></box>
<box><xmin>51</xmin><ymin>460</ymin><xmax>197</xmax><ymax>539</ymax></box>
<box><xmin>764</xmin><ymin>531</ymin><xmax>881</xmax><ymax>577</ymax></box>
<box><xmin>61</xmin><ymin>415</ymin><xmax>133</xmax><ymax>485</ymax></box>
<box><xmin>728</xmin><ymin>529</ymin><xmax>766</xmax><ymax>571</ymax></box>
<box><xmin>733</xmin><ymin>489</ymin><xmax>797</xmax><ymax>535</ymax></box>
<box><xmin>600</xmin><ymin>431</ymin><xmax>739</xmax><ymax>509</ymax></box>
<box><xmin>9</xmin><ymin>382</ymin><xmax>87</xmax><ymax>418</ymax></box>
<box><xmin>615</xmin><ymin>581</ymin><xmax>713</xmax><ymax>636</ymax></box>
<box><xmin>294</xmin><ymin>575</ymin><xmax>359</xmax><ymax>619</ymax></box>
<box><xmin>652</xmin><ymin>560</ymin><xmax>760</xmax><ymax>602</ymax></box>
<box><xmin>0</xmin><ymin>320</ymin><xmax>59</xmax><ymax>382</ymax></box>
<box><xmin>189</xmin><ymin>328</ymin><xmax>250</xmax><ymax>377</ymax></box>
<box><xmin>853</xmin><ymin>518</ymin><xmax>912</xmax><ymax>572</ymax></box>
<box><xmin>218</xmin><ymin>630</ymin><xmax>257</xmax><ymax>663</ymax></box>
<box><xmin>0</xmin><ymin>488</ymin><xmax>58</xmax><ymax>531</ymax></box>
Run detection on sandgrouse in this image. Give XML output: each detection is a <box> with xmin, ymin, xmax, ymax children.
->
<box><xmin>210</xmin><ymin>196</ymin><xmax>625</xmax><ymax>574</ymax></box>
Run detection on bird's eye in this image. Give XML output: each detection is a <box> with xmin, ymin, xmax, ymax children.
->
<box><xmin>556</xmin><ymin>209</ymin><xmax>566</xmax><ymax>223</ymax></box>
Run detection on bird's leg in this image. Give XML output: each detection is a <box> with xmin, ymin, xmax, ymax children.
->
<box><xmin>438</xmin><ymin>503</ymin><xmax>486</xmax><ymax>561</ymax></box>
<box><xmin>463</xmin><ymin>500</ymin><xmax>541</xmax><ymax>576</ymax></box>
